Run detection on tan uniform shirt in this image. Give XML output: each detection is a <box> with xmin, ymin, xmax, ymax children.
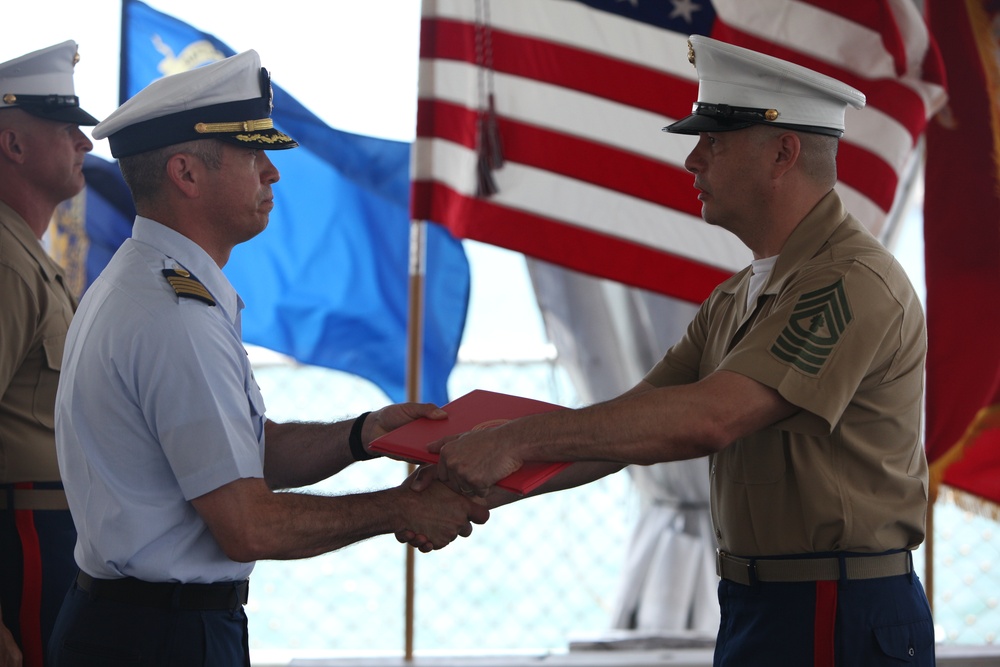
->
<box><xmin>645</xmin><ymin>191</ymin><xmax>927</xmax><ymax>557</ymax></box>
<box><xmin>0</xmin><ymin>201</ymin><xmax>77</xmax><ymax>482</ymax></box>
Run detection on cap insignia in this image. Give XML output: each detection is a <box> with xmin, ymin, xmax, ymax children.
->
<box><xmin>259</xmin><ymin>67</ymin><xmax>274</xmax><ymax>114</ymax></box>
<box><xmin>162</xmin><ymin>268</ymin><xmax>216</xmax><ymax>306</ymax></box>
<box><xmin>687</xmin><ymin>40</ymin><xmax>696</xmax><ymax>66</ymax></box>
<box><xmin>73</xmin><ymin>50</ymin><xmax>80</xmax><ymax>66</ymax></box>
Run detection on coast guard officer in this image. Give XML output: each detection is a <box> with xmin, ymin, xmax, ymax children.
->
<box><xmin>49</xmin><ymin>50</ymin><xmax>488</xmax><ymax>666</ymax></box>
<box><xmin>0</xmin><ymin>40</ymin><xmax>97</xmax><ymax>667</ymax></box>
<box><xmin>409</xmin><ymin>35</ymin><xmax>934</xmax><ymax>666</ymax></box>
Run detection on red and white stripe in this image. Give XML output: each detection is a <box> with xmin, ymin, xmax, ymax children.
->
<box><xmin>411</xmin><ymin>0</ymin><xmax>945</xmax><ymax>303</ymax></box>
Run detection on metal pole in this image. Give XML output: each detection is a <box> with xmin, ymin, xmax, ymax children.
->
<box><xmin>404</xmin><ymin>220</ymin><xmax>427</xmax><ymax>661</ymax></box>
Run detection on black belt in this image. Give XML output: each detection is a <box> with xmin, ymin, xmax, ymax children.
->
<box><xmin>76</xmin><ymin>571</ymin><xmax>249</xmax><ymax>611</ymax></box>
<box><xmin>717</xmin><ymin>550</ymin><xmax>912</xmax><ymax>585</ymax></box>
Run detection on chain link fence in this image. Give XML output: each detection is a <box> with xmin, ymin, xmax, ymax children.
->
<box><xmin>246</xmin><ymin>352</ymin><xmax>1000</xmax><ymax>658</ymax></box>
<box><xmin>928</xmin><ymin>493</ymin><xmax>1000</xmax><ymax>644</ymax></box>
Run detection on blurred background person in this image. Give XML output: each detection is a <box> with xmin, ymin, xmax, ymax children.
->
<box><xmin>0</xmin><ymin>40</ymin><xmax>97</xmax><ymax>667</ymax></box>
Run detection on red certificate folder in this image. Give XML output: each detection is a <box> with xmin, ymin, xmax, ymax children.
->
<box><xmin>369</xmin><ymin>389</ymin><xmax>570</xmax><ymax>494</ymax></box>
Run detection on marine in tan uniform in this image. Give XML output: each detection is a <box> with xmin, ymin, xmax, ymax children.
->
<box><xmin>647</xmin><ymin>189</ymin><xmax>927</xmax><ymax>559</ymax></box>
<box><xmin>405</xmin><ymin>36</ymin><xmax>934</xmax><ymax>666</ymax></box>
<box><xmin>0</xmin><ymin>41</ymin><xmax>96</xmax><ymax>667</ymax></box>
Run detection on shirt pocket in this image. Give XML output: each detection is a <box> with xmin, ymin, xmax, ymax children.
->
<box><xmin>246</xmin><ymin>369</ymin><xmax>267</xmax><ymax>447</ymax></box>
<box><xmin>724</xmin><ymin>432</ymin><xmax>787</xmax><ymax>485</ymax></box>
<box><xmin>32</xmin><ymin>334</ymin><xmax>65</xmax><ymax>428</ymax></box>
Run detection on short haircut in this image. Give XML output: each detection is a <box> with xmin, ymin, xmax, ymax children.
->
<box><xmin>118</xmin><ymin>139</ymin><xmax>223</xmax><ymax>207</ymax></box>
<box><xmin>753</xmin><ymin>124</ymin><xmax>838</xmax><ymax>188</ymax></box>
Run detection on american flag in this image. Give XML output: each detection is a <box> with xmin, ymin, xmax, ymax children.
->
<box><xmin>411</xmin><ymin>0</ymin><xmax>946</xmax><ymax>303</ymax></box>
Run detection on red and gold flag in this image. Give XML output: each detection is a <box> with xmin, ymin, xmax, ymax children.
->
<box><xmin>925</xmin><ymin>0</ymin><xmax>1000</xmax><ymax>515</ymax></box>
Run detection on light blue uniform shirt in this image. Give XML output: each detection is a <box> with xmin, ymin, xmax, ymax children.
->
<box><xmin>56</xmin><ymin>217</ymin><xmax>266</xmax><ymax>583</ymax></box>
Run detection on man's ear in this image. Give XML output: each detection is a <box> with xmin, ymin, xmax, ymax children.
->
<box><xmin>164</xmin><ymin>152</ymin><xmax>202</xmax><ymax>198</ymax></box>
<box><xmin>0</xmin><ymin>127</ymin><xmax>26</xmax><ymax>164</ymax></box>
<box><xmin>772</xmin><ymin>131</ymin><xmax>801</xmax><ymax>177</ymax></box>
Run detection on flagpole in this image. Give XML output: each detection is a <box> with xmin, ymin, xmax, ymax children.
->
<box><xmin>404</xmin><ymin>219</ymin><xmax>427</xmax><ymax>661</ymax></box>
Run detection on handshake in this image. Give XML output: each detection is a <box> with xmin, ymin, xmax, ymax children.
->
<box><xmin>389</xmin><ymin>465</ymin><xmax>490</xmax><ymax>553</ymax></box>
<box><xmin>372</xmin><ymin>390</ymin><xmax>567</xmax><ymax>552</ymax></box>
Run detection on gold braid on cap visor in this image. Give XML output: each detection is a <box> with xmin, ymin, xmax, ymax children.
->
<box><xmin>194</xmin><ymin>118</ymin><xmax>274</xmax><ymax>134</ymax></box>
<box><xmin>234</xmin><ymin>132</ymin><xmax>294</xmax><ymax>144</ymax></box>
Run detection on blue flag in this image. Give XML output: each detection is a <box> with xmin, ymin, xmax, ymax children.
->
<box><xmin>81</xmin><ymin>154</ymin><xmax>136</xmax><ymax>287</ymax></box>
<box><xmin>108</xmin><ymin>0</ymin><xmax>470</xmax><ymax>405</ymax></box>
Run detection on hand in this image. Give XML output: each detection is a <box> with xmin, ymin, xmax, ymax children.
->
<box><xmin>397</xmin><ymin>465</ymin><xmax>498</xmax><ymax>550</ymax></box>
<box><xmin>394</xmin><ymin>467</ymin><xmax>489</xmax><ymax>551</ymax></box>
<box><xmin>395</xmin><ymin>466</ymin><xmax>434</xmax><ymax>550</ymax></box>
<box><xmin>363</xmin><ymin>402</ymin><xmax>447</xmax><ymax>454</ymax></box>
<box><xmin>0</xmin><ymin>621</ymin><xmax>22</xmax><ymax>667</ymax></box>
<box><xmin>430</xmin><ymin>427</ymin><xmax>523</xmax><ymax>498</ymax></box>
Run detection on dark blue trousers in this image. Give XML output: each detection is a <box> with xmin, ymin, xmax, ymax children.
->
<box><xmin>714</xmin><ymin>570</ymin><xmax>934</xmax><ymax>666</ymax></box>
<box><xmin>48</xmin><ymin>582</ymin><xmax>250</xmax><ymax>667</ymax></box>
<box><xmin>0</xmin><ymin>483</ymin><xmax>77</xmax><ymax>667</ymax></box>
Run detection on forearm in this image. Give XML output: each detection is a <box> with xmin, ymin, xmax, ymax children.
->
<box><xmin>500</xmin><ymin>390</ymin><xmax>722</xmax><ymax>467</ymax></box>
<box><xmin>483</xmin><ymin>461</ymin><xmax>625</xmax><ymax>509</ymax></box>
<box><xmin>263</xmin><ymin>419</ymin><xmax>357</xmax><ymax>490</ymax></box>
<box><xmin>263</xmin><ymin>403</ymin><xmax>446</xmax><ymax>489</ymax></box>
<box><xmin>506</xmin><ymin>371</ymin><xmax>791</xmax><ymax>466</ymax></box>
<box><xmin>194</xmin><ymin>476</ymin><xmax>487</xmax><ymax>561</ymax></box>
<box><xmin>235</xmin><ymin>487</ymin><xmax>406</xmax><ymax>561</ymax></box>
<box><xmin>434</xmin><ymin>372</ymin><xmax>797</xmax><ymax>498</ymax></box>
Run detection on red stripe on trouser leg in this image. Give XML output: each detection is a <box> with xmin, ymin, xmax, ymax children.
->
<box><xmin>14</xmin><ymin>482</ymin><xmax>44</xmax><ymax>667</ymax></box>
<box><xmin>814</xmin><ymin>580</ymin><xmax>838</xmax><ymax>667</ymax></box>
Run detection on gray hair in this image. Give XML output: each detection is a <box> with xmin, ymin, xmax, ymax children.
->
<box><xmin>796</xmin><ymin>131</ymin><xmax>839</xmax><ymax>187</ymax></box>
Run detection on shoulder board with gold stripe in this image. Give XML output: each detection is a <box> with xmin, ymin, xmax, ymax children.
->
<box><xmin>162</xmin><ymin>268</ymin><xmax>216</xmax><ymax>306</ymax></box>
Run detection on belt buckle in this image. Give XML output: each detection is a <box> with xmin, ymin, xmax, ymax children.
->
<box><xmin>718</xmin><ymin>551</ymin><xmax>757</xmax><ymax>585</ymax></box>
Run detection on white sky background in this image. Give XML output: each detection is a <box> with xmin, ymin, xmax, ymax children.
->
<box><xmin>5</xmin><ymin>0</ymin><xmax>425</xmax><ymax>155</ymax></box>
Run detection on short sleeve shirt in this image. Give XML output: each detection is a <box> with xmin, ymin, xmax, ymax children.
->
<box><xmin>0</xmin><ymin>201</ymin><xmax>76</xmax><ymax>483</ymax></box>
<box><xmin>645</xmin><ymin>191</ymin><xmax>928</xmax><ymax>557</ymax></box>
<box><xmin>56</xmin><ymin>216</ymin><xmax>266</xmax><ymax>583</ymax></box>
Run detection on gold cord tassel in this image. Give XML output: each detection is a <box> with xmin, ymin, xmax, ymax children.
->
<box><xmin>475</xmin><ymin>0</ymin><xmax>502</xmax><ymax>198</ymax></box>
<box><xmin>476</xmin><ymin>94</ymin><xmax>503</xmax><ymax>197</ymax></box>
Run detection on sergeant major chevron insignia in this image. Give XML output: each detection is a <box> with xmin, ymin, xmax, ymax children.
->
<box><xmin>770</xmin><ymin>279</ymin><xmax>851</xmax><ymax>375</ymax></box>
<box><xmin>162</xmin><ymin>267</ymin><xmax>216</xmax><ymax>306</ymax></box>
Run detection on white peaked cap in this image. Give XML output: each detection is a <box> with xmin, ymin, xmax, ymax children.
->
<box><xmin>0</xmin><ymin>40</ymin><xmax>98</xmax><ymax>125</ymax></box>
<box><xmin>664</xmin><ymin>35</ymin><xmax>866</xmax><ymax>137</ymax></box>
<box><xmin>94</xmin><ymin>50</ymin><xmax>297</xmax><ymax>157</ymax></box>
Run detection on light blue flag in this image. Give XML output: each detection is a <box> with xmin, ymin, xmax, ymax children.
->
<box><xmin>115</xmin><ymin>0</ymin><xmax>470</xmax><ymax>405</ymax></box>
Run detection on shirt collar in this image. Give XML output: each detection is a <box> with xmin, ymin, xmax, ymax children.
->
<box><xmin>730</xmin><ymin>190</ymin><xmax>848</xmax><ymax>300</ymax></box>
<box><xmin>131</xmin><ymin>215</ymin><xmax>243</xmax><ymax>321</ymax></box>
<box><xmin>0</xmin><ymin>200</ymin><xmax>61</xmax><ymax>282</ymax></box>
<box><xmin>766</xmin><ymin>190</ymin><xmax>848</xmax><ymax>292</ymax></box>
<box><xmin>714</xmin><ymin>190</ymin><xmax>849</xmax><ymax>308</ymax></box>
